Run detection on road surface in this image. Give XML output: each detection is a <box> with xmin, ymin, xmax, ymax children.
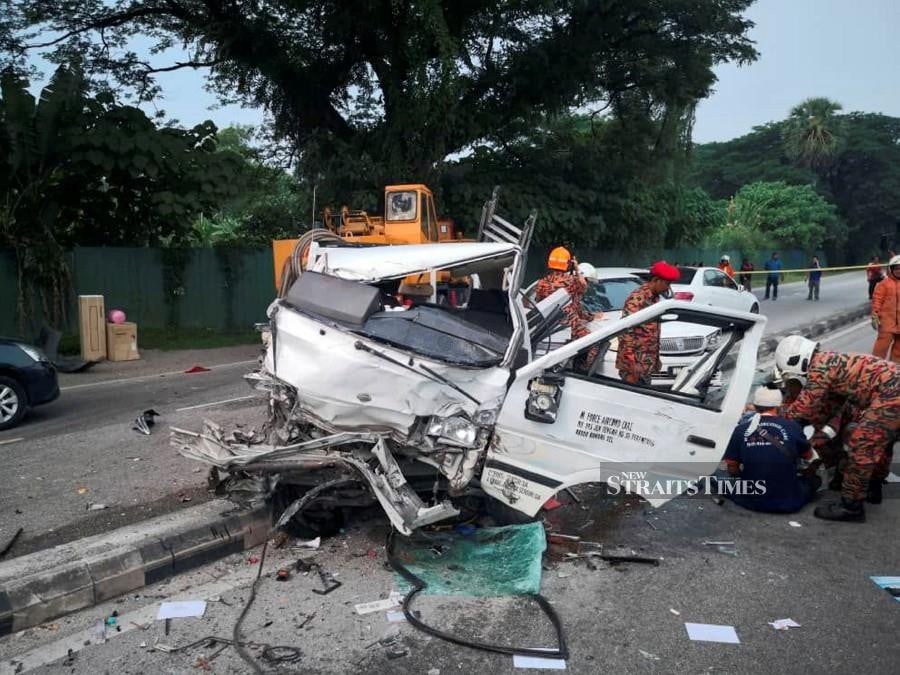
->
<box><xmin>752</xmin><ymin>271</ymin><xmax>868</xmax><ymax>335</ymax></box>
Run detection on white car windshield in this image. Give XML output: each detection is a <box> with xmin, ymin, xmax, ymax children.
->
<box><xmin>584</xmin><ymin>278</ymin><xmax>641</xmax><ymax>313</ymax></box>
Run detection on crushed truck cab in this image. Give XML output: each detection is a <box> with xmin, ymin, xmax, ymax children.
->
<box><xmin>172</xmin><ymin>240</ymin><xmax>765</xmax><ymax>535</ymax></box>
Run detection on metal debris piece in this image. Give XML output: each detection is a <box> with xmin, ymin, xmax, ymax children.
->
<box><xmin>132</xmin><ymin>409</ymin><xmax>160</xmax><ymax>436</ymax></box>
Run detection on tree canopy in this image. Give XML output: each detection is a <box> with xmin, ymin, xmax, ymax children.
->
<box><xmin>3</xmin><ymin>0</ymin><xmax>758</xmax><ymax>195</ymax></box>
<box><xmin>0</xmin><ymin>64</ymin><xmax>250</xmax><ymax>326</ymax></box>
<box><xmin>691</xmin><ymin>107</ymin><xmax>900</xmax><ymax>261</ymax></box>
<box><xmin>712</xmin><ymin>180</ymin><xmax>842</xmax><ymax>254</ymax></box>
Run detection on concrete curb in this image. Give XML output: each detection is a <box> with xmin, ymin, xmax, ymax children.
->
<box><xmin>0</xmin><ymin>500</ymin><xmax>271</xmax><ymax>636</ymax></box>
<box><xmin>757</xmin><ymin>302</ymin><xmax>870</xmax><ymax>359</ymax></box>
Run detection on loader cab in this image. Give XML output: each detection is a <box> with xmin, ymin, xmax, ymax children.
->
<box><xmin>383</xmin><ymin>184</ymin><xmax>441</xmax><ymax>243</ymax></box>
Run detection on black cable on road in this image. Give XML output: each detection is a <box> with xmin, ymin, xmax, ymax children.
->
<box><xmin>386</xmin><ymin>529</ymin><xmax>569</xmax><ymax>660</ymax></box>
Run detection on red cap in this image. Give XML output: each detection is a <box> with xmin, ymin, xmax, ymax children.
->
<box><xmin>649</xmin><ymin>261</ymin><xmax>680</xmax><ymax>282</ymax></box>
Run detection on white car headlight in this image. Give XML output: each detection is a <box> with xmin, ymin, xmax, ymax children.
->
<box><xmin>705</xmin><ymin>330</ymin><xmax>721</xmax><ymax>350</ymax></box>
<box><xmin>17</xmin><ymin>343</ymin><xmax>45</xmax><ymax>362</ymax></box>
<box><xmin>426</xmin><ymin>415</ymin><xmax>478</xmax><ymax>448</ymax></box>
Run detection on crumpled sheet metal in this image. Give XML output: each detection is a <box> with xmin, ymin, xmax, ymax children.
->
<box><xmin>266</xmin><ymin>306</ymin><xmax>508</xmax><ymax>434</ymax></box>
<box><xmin>170</xmin><ymin>420</ymin><xmax>375</xmax><ymax>469</ymax></box>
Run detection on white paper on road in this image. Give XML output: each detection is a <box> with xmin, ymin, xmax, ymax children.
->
<box><xmin>156</xmin><ymin>601</ymin><xmax>206</xmax><ymax>620</ymax></box>
<box><xmin>513</xmin><ymin>655</ymin><xmax>567</xmax><ymax>669</ymax></box>
<box><xmin>684</xmin><ymin>622</ymin><xmax>740</xmax><ymax>644</ymax></box>
<box><xmin>355</xmin><ymin>592</ymin><xmax>403</xmax><ymax>615</ymax></box>
<box><xmin>769</xmin><ymin>618</ymin><xmax>801</xmax><ymax>630</ymax></box>
<box><xmin>788</xmin><ymin>521</ymin><xmax>802</xmax><ymax>527</ymax></box>
<box><xmin>386</xmin><ymin>610</ymin><xmax>407</xmax><ymax>623</ymax></box>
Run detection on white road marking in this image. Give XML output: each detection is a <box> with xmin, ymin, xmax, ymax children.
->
<box><xmin>0</xmin><ymin>437</ymin><xmax>24</xmax><ymax>446</ymax></box>
<box><xmin>818</xmin><ymin>320</ymin><xmax>870</xmax><ymax>345</ymax></box>
<box><xmin>175</xmin><ymin>395</ymin><xmax>260</xmax><ymax>412</ymax></box>
<box><xmin>60</xmin><ymin>360</ymin><xmax>257</xmax><ymax>392</ymax></box>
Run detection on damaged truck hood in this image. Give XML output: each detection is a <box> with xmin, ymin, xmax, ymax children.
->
<box><xmin>267</xmin><ymin>304</ymin><xmax>509</xmax><ymax>436</ymax></box>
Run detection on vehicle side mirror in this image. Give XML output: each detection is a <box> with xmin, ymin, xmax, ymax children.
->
<box><xmin>738</xmin><ymin>284</ymin><xmax>745</xmax><ymax>292</ymax></box>
<box><xmin>525</xmin><ymin>373</ymin><xmax>565</xmax><ymax>424</ymax></box>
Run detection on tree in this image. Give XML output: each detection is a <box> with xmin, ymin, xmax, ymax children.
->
<box><xmin>710</xmin><ymin>181</ymin><xmax>843</xmax><ymax>255</ymax></box>
<box><xmin>3</xmin><ymin>1</ymin><xmax>758</xmax><ymax>198</ymax></box>
<box><xmin>0</xmin><ymin>64</ymin><xmax>249</xmax><ymax>329</ymax></box>
<box><xmin>442</xmin><ymin>114</ymin><xmax>725</xmax><ymax>251</ymax></box>
<box><xmin>690</xmin><ymin>107</ymin><xmax>900</xmax><ymax>262</ymax></box>
<box><xmin>783</xmin><ymin>97</ymin><xmax>845</xmax><ymax>171</ymax></box>
<box><xmin>689</xmin><ymin>122</ymin><xmax>816</xmax><ymax>200</ymax></box>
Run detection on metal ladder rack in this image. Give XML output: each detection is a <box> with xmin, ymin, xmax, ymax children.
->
<box><xmin>477</xmin><ymin>186</ymin><xmax>537</xmax><ymax>253</ymax></box>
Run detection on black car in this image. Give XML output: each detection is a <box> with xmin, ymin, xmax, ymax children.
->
<box><xmin>0</xmin><ymin>338</ymin><xmax>59</xmax><ymax>430</ymax></box>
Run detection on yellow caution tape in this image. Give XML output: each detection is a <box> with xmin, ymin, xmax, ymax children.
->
<box><xmin>728</xmin><ymin>263</ymin><xmax>880</xmax><ymax>275</ymax></box>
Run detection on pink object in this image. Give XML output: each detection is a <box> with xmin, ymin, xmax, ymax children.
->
<box><xmin>108</xmin><ymin>309</ymin><xmax>126</xmax><ymax>324</ymax></box>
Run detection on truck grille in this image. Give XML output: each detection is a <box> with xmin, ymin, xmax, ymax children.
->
<box><xmin>660</xmin><ymin>336</ymin><xmax>704</xmax><ymax>353</ymax></box>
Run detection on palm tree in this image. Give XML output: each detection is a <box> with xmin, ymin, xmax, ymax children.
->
<box><xmin>783</xmin><ymin>97</ymin><xmax>845</xmax><ymax>171</ymax></box>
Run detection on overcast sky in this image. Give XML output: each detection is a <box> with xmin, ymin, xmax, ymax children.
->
<box><xmin>26</xmin><ymin>0</ymin><xmax>900</xmax><ymax>145</ymax></box>
<box><xmin>693</xmin><ymin>0</ymin><xmax>900</xmax><ymax>143</ymax></box>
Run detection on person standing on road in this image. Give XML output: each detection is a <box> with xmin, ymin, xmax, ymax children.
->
<box><xmin>739</xmin><ymin>258</ymin><xmax>754</xmax><ymax>292</ymax></box>
<box><xmin>806</xmin><ymin>256</ymin><xmax>822</xmax><ymax>301</ymax></box>
<box><xmin>776</xmin><ymin>336</ymin><xmax>899</xmax><ymax>522</ymax></box>
<box><xmin>867</xmin><ymin>256</ymin><xmax>885</xmax><ymax>300</ymax></box>
<box><xmin>723</xmin><ymin>387</ymin><xmax>820</xmax><ymax>514</ymax></box>
<box><xmin>718</xmin><ymin>255</ymin><xmax>735</xmax><ymax>279</ymax></box>
<box><xmin>871</xmin><ymin>254</ymin><xmax>900</xmax><ymax>362</ymax></box>
<box><xmin>615</xmin><ymin>261</ymin><xmax>680</xmax><ymax>385</ymax></box>
<box><xmin>764</xmin><ymin>251</ymin><xmax>783</xmax><ymax>300</ymax></box>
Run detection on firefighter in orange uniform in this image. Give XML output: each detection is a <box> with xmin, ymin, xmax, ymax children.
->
<box><xmin>718</xmin><ymin>255</ymin><xmax>735</xmax><ymax>279</ymax></box>
<box><xmin>534</xmin><ymin>247</ymin><xmax>596</xmax><ymax>339</ymax></box>
<box><xmin>871</xmin><ymin>254</ymin><xmax>900</xmax><ymax>362</ymax></box>
<box><xmin>616</xmin><ymin>261</ymin><xmax>680</xmax><ymax>385</ymax></box>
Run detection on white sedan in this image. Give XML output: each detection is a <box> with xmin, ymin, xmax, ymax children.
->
<box><xmin>528</xmin><ymin>268</ymin><xmax>724</xmax><ymax>384</ymax></box>
<box><xmin>670</xmin><ymin>266</ymin><xmax>760</xmax><ymax>314</ymax></box>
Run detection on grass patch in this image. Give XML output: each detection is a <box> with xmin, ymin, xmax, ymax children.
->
<box><xmin>59</xmin><ymin>326</ymin><xmax>260</xmax><ymax>355</ymax></box>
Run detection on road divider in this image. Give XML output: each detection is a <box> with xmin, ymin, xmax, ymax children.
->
<box><xmin>0</xmin><ymin>500</ymin><xmax>271</xmax><ymax>636</ymax></box>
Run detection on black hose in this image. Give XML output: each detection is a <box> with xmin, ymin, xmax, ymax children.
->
<box><xmin>386</xmin><ymin>530</ymin><xmax>569</xmax><ymax>660</ymax></box>
<box><xmin>232</xmin><ymin>539</ymin><xmax>268</xmax><ymax>674</ymax></box>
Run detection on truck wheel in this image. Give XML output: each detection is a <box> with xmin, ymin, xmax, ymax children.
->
<box><xmin>0</xmin><ymin>376</ymin><xmax>27</xmax><ymax>431</ymax></box>
<box><xmin>485</xmin><ymin>497</ymin><xmax>537</xmax><ymax>526</ymax></box>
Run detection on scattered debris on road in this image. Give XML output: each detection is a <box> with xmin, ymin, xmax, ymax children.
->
<box><xmin>769</xmin><ymin>618</ymin><xmax>801</xmax><ymax>630</ymax></box>
<box><xmin>132</xmin><ymin>409</ymin><xmax>160</xmax><ymax>435</ymax></box>
<box><xmin>685</xmin><ymin>623</ymin><xmax>740</xmax><ymax>644</ymax></box>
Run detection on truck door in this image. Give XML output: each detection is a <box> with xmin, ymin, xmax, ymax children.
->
<box><xmin>482</xmin><ymin>300</ymin><xmax>765</xmax><ymax>516</ymax></box>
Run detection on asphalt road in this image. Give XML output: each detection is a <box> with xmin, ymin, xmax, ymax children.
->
<box><xmin>0</xmin><ymin>359</ymin><xmax>268</xmax><ymax>555</ymax></box>
<box><xmin>2</xmin><ymin>480</ymin><xmax>896</xmax><ymax>674</ymax></box>
<box><xmin>752</xmin><ymin>271</ymin><xmax>868</xmax><ymax>335</ymax></box>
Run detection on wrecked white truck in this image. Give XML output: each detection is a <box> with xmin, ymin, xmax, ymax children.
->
<box><xmin>172</xmin><ymin>240</ymin><xmax>765</xmax><ymax>535</ymax></box>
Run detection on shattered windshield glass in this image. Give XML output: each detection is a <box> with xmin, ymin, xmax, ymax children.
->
<box><xmin>360</xmin><ymin>306</ymin><xmax>509</xmax><ymax>367</ymax></box>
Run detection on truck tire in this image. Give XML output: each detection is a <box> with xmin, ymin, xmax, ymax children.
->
<box><xmin>0</xmin><ymin>376</ymin><xmax>28</xmax><ymax>431</ymax></box>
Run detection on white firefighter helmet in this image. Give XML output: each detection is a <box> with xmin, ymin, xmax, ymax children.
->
<box><xmin>578</xmin><ymin>262</ymin><xmax>597</xmax><ymax>279</ymax></box>
<box><xmin>889</xmin><ymin>254</ymin><xmax>900</xmax><ymax>274</ymax></box>
<box><xmin>775</xmin><ymin>335</ymin><xmax>818</xmax><ymax>376</ymax></box>
<box><xmin>720</xmin><ymin>254</ymin><xmax>730</xmax><ymax>262</ymax></box>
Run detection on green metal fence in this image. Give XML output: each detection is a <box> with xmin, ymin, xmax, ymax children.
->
<box><xmin>0</xmin><ymin>247</ymin><xmax>275</xmax><ymax>340</ymax></box>
<box><xmin>0</xmin><ymin>245</ymin><xmax>827</xmax><ymax>341</ymax></box>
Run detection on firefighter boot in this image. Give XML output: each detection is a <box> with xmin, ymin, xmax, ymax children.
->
<box><xmin>866</xmin><ymin>479</ymin><xmax>884</xmax><ymax>505</ymax></box>
<box><xmin>814</xmin><ymin>498</ymin><xmax>866</xmax><ymax>522</ymax></box>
